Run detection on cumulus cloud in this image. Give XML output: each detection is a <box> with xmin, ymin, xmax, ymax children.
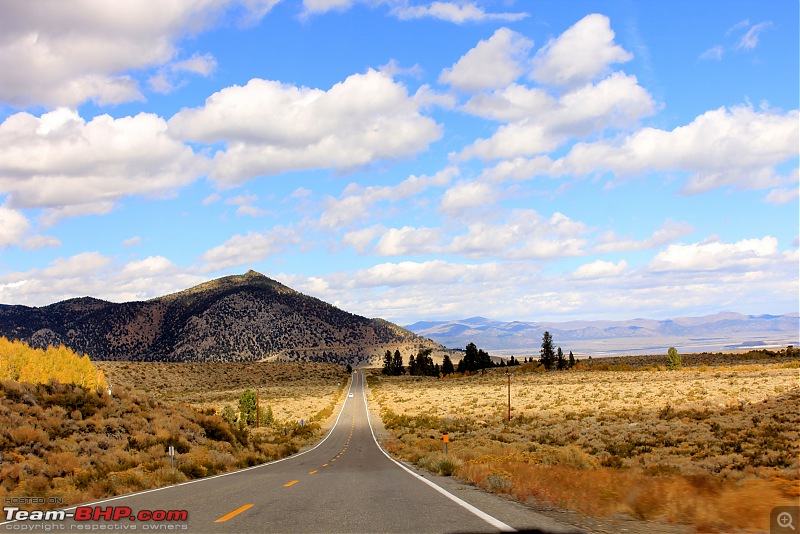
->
<box><xmin>458</xmin><ymin>73</ymin><xmax>656</xmax><ymax>161</ymax></box>
<box><xmin>198</xmin><ymin>228</ymin><xmax>298</xmax><ymax>271</ymax></box>
<box><xmin>572</xmin><ymin>259</ymin><xmax>627</xmax><ymax>279</ymax></box>
<box><xmin>0</xmin><ymin>204</ymin><xmax>31</xmax><ymax>247</ymax></box>
<box><xmin>439</xmin><ymin>28</ymin><xmax>533</xmax><ymax>92</ymax></box>
<box><xmin>561</xmin><ymin>104</ymin><xmax>799</xmax><ymax>194</ymax></box>
<box><xmin>0</xmin><ymin>252</ymin><xmax>206</xmax><ymax>305</ymax></box>
<box><xmin>438</xmin><ymin>180</ymin><xmax>498</xmax><ymax>215</ymax></box>
<box><xmin>393</xmin><ymin>2</ymin><xmax>528</xmax><ymax>24</ymax></box>
<box><xmin>21</xmin><ymin>235</ymin><xmax>62</xmax><ymax>250</ymax></box>
<box><xmin>0</xmin><ymin>0</ymin><xmax>277</xmax><ymax>108</ymax></box>
<box><xmin>592</xmin><ymin>220</ymin><xmax>694</xmax><ymax>254</ymax></box>
<box><xmin>447</xmin><ymin>210</ymin><xmax>589</xmax><ymax>259</ymax></box>
<box><xmin>319</xmin><ymin>166</ymin><xmax>457</xmax><ymax>228</ymax></box>
<box><xmin>531</xmin><ymin>13</ymin><xmax>632</xmax><ymax>88</ymax></box>
<box><xmin>648</xmin><ymin>236</ymin><xmax>784</xmax><ymax>272</ymax></box>
<box><xmin>374</xmin><ymin>226</ymin><xmax>442</xmax><ymax>256</ymax></box>
<box><xmin>0</xmin><ymin>108</ymin><xmax>208</xmax><ymax>223</ymax></box>
<box><xmin>169</xmin><ymin>70</ymin><xmax>442</xmax><ymax>184</ymax></box>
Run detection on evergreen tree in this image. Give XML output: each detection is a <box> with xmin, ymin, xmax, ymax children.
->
<box><xmin>345</xmin><ymin>363</ymin><xmax>353</xmax><ymax>374</ymax></box>
<box><xmin>408</xmin><ymin>354</ymin><xmax>417</xmax><ymax>376</ymax></box>
<box><xmin>442</xmin><ymin>354</ymin><xmax>455</xmax><ymax>376</ymax></box>
<box><xmin>568</xmin><ymin>351</ymin><xmax>575</xmax><ymax>369</ymax></box>
<box><xmin>540</xmin><ymin>331</ymin><xmax>556</xmax><ymax>370</ymax></box>
<box><xmin>238</xmin><ymin>389</ymin><xmax>257</xmax><ymax>426</ymax></box>
<box><xmin>382</xmin><ymin>350</ymin><xmax>392</xmax><ymax>375</ymax></box>
<box><xmin>391</xmin><ymin>350</ymin><xmax>404</xmax><ymax>375</ymax></box>
<box><xmin>556</xmin><ymin>347</ymin><xmax>566</xmax><ymax>370</ymax></box>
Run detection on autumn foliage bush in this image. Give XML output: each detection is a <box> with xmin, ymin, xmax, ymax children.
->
<box><xmin>0</xmin><ymin>337</ymin><xmax>107</xmax><ymax>390</ymax></box>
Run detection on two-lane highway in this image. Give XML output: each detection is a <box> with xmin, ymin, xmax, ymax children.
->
<box><xmin>3</xmin><ymin>371</ymin><xmax>552</xmax><ymax>533</ymax></box>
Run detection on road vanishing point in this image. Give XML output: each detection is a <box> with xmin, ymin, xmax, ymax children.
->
<box><xmin>2</xmin><ymin>371</ymin><xmax>582</xmax><ymax>533</ymax></box>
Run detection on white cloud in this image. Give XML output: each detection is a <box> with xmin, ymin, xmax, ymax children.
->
<box><xmin>736</xmin><ymin>21</ymin><xmax>772</xmax><ymax>50</ymax></box>
<box><xmin>169</xmin><ymin>70</ymin><xmax>442</xmax><ymax>184</ymax></box>
<box><xmin>199</xmin><ymin>228</ymin><xmax>297</xmax><ymax>271</ymax></box>
<box><xmin>561</xmin><ymin>105</ymin><xmax>798</xmax><ymax>194</ymax></box>
<box><xmin>439</xmin><ymin>28</ymin><xmax>533</xmax><ymax>92</ymax></box>
<box><xmin>0</xmin><ymin>108</ymin><xmax>208</xmax><ymax>222</ymax></box>
<box><xmin>0</xmin><ymin>252</ymin><xmax>207</xmax><ymax>305</ymax></box>
<box><xmin>392</xmin><ymin>2</ymin><xmax>528</xmax><ymax>24</ymax></box>
<box><xmin>592</xmin><ymin>220</ymin><xmax>694</xmax><ymax>254</ymax></box>
<box><xmin>0</xmin><ymin>204</ymin><xmax>31</xmax><ymax>247</ymax></box>
<box><xmin>149</xmin><ymin>52</ymin><xmax>218</xmax><ymax>94</ymax></box>
<box><xmin>531</xmin><ymin>13</ymin><xmax>632</xmax><ymax>88</ymax></box>
<box><xmin>319</xmin><ymin>167</ymin><xmax>457</xmax><ymax>228</ymax></box>
<box><xmin>764</xmin><ymin>186</ymin><xmax>799</xmax><ymax>205</ymax></box>
<box><xmin>446</xmin><ymin>210</ymin><xmax>589</xmax><ymax>259</ymax></box>
<box><xmin>355</xmin><ymin>260</ymin><xmax>501</xmax><ymax>287</ymax></box>
<box><xmin>572</xmin><ymin>259</ymin><xmax>627</xmax><ymax>279</ymax></box>
<box><xmin>302</xmin><ymin>0</ymin><xmax>355</xmax><ymax>15</ymax></box>
<box><xmin>649</xmin><ymin>236</ymin><xmax>783</xmax><ymax>272</ymax></box>
<box><xmin>699</xmin><ymin>45</ymin><xmax>724</xmax><ymax>61</ymax></box>
<box><xmin>374</xmin><ymin>226</ymin><xmax>442</xmax><ymax>256</ymax></box>
<box><xmin>342</xmin><ymin>225</ymin><xmax>387</xmax><ymax>254</ymax></box>
<box><xmin>0</xmin><ymin>0</ymin><xmax>279</xmax><ymax>108</ymax></box>
<box><xmin>438</xmin><ymin>180</ymin><xmax>498</xmax><ymax>215</ymax></box>
<box><xmin>123</xmin><ymin>236</ymin><xmax>142</xmax><ymax>248</ymax></box>
<box><xmin>21</xmin><ymin>235</ymin><xmax>62</xmax><ymax>250</ymax></box>
<box><xmin>458</xmin><ymin>72</ymin><xmax>656</xmax><ymax>161</ymax></box>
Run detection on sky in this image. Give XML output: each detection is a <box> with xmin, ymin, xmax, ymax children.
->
<box><xmin>0</xmin><ymin>0</ymin><xmax>797</xmax><ymax>326</ymax></box>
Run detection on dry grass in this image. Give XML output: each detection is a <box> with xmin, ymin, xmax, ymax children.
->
<box><xmin>2</xmin><ymin>362</ymin><xmax>349</xmax><ymax>509</ymax></box>
<box><xmin>369</xmin><ymin>358</ymin><xmax>800</xmax><ymax>531</ymax></box>
<box><xmin>97</xmin><ymin>361</ymin><xmax>346</xmax><ymax>424</ymax></box>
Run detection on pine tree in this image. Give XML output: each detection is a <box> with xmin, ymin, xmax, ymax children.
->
<box><xmin>382</xmin><ymin>350</ymin><xmax>392</xmax><ymax>375</ymax></box>
<box><xmin>391</xmin><ymin>350</ymin><xmax>404</xmax><ymax>375</ymax></box>
<box><xmin>568</xmin><ymin>351</ymin><xmax>575</xmax><ymax>369</ymax></box>
<box><xmin>556</xmin><ymin>347</ymin><xmax>566</xmax><ymax>370</ymax></box>
<box><xmin>408</xmin><ymin>354</ymin><xmax>417</xmax><ymax>376</ymax></box>
<box><xmin>442</xmin><ymin>354</ymin><xmax>455</xmax><ymax>376</ymax></box>
<box><xmin>540</xmin><ymin>331</ymin><xmax>556</xmax><ymax>371</ymax></box>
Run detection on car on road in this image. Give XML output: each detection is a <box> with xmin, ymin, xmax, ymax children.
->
<box><xmin>349</xmin><ymin>393</ymin><xmax>354</xmax><ymax>398</ymax></box>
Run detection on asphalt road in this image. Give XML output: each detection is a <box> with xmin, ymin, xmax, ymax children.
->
<box><xmin>2</xmin><ymin>371</ymin><xmax>583</xmax><ymax>533</ymax></box>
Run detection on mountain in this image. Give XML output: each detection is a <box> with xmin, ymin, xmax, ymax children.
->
<box><xmin>405</xmin><ymin>312</ymin><xmax>800</xmax><ymax>356</ymax></box>
<box><xmin>0</xmin><ymin>270</ymin><xmax>438</xmax><ymax>366</ymax></box>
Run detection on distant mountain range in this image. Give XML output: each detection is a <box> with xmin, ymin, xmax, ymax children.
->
<box><xmin>406</xmin><ymin>313</ymin><xmax>800</xmax><ymax>357</ymax></box>
<box><xmin>0</xmin><ymin>270</ymin><xmax>438</xmax><ymax>366</ymax></box>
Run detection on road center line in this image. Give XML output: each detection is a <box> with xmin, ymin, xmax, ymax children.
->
<box><xmin>214</xmin><ymin>504</ymin><xmax>253</xmax><ymax>523</ymax></box>
<box><xmin>308</xmin><ymin>469</ymin><xmax>318</xmax><ymax>474</ymax></box>
<box><xmin>284</xmin><ymin>480</ymin><xmax>299</xmax><ymax>487</ymax></box>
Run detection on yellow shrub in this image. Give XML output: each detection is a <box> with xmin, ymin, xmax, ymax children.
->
<box><xmin>0</xmin><ymin>337</ymin><xmax>107</xmax><ymax>390</ymax></box>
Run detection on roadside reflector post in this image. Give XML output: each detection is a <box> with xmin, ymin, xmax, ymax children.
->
<box><xmin>168</xmin><ymin>445</ymin><xmax>175</xmax><ymax>470</ymax></box>
<box><xmin>443</xmin><ymin>433</ymin><xmax>449</xmax><ymax>455</ymax></box>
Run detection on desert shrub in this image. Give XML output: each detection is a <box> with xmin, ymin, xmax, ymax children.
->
<box><xmin>667</xmin><ymin>347</ymin><xmax>682</xmax><ymax>370</ymax></box>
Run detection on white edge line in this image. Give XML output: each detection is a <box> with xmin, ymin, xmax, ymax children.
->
<box><xmin>0</xmin><ymin>378</ymin><xmax>355</xmax><ymax>525</ymax></box>
<box><xmin>359</xmin><ymin>371</ymin><xmax>517</xmax><ymax>533</ymax></box>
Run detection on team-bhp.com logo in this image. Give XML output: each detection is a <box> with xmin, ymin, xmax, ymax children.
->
<box><xmin>4</xmin><ymin>506</ymin><xmax>188</xmax><ymax>530</ymax></box>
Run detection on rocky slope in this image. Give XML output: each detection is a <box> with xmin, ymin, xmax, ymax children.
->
<box><xmin>0</xmin><ymin>270</ymin><xmax>438</xmax><ymax>365</ymax></box>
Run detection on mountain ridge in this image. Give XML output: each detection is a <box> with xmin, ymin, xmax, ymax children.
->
<box><xmin>406</xmin><ymin>312</ymin><xmax>799</xmax><ymax>355</ymax></box>
<box><xmin>0</xmin><ymin>271</ymin><xmax>439</xmax><ymax>366</ymax></box>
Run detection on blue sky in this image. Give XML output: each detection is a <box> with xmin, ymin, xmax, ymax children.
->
<box><xmin>0</xmin><ymin>0</ymin><xmax>797</xmax><ymax>325</ymax></box>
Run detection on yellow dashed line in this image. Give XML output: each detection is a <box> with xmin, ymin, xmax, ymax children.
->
<box><xmin>284</xmin><ymin>480</ymin><xmax>299</xmax><ymax>487</ymax></box>
<box><xmin>309</xmin><ymin>469</ymin><xmax>318</xmax><ymax>475</ymax></box>
<box><xmin>215</xmin><ymin>504</ymin><xmax>253</xmax><ymax>523</ymax></box>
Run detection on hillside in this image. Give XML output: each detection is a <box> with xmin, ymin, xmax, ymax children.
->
<box><xmin>0</xmin><ymin>270</ymin><xmax>438</xmax><ymax>365</ymax></box>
